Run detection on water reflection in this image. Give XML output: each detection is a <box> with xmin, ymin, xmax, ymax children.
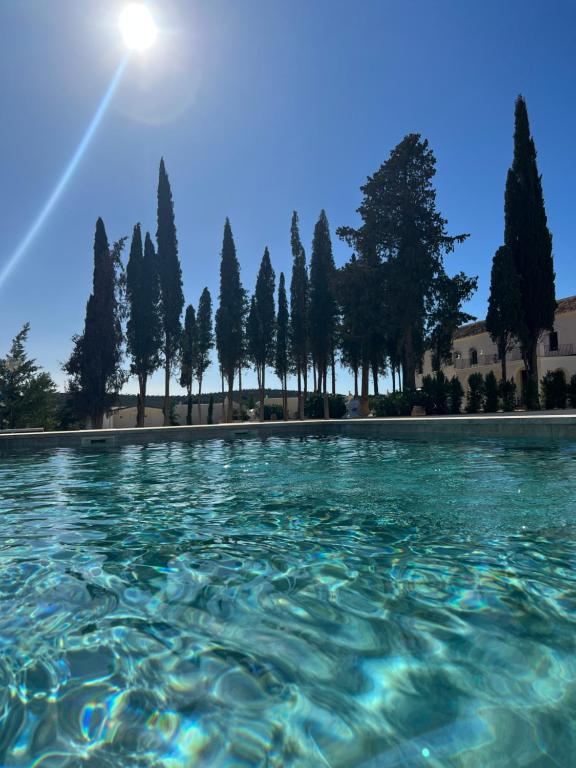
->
<box><xmin>0</xmin><ymin>437</ymin><xmax>575</xmax><ymax>766</ymax></box>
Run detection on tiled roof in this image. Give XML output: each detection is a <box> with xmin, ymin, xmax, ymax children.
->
<box><xmin>558</xmin><ymin>294</ymin><xmax>576</xmax><ymax>313</ymax></box>
<box><xmin>454</xmin><ymin>295</ymin><xmax>576</xmax><ymax>340</ymax></box>
<box><xmin>453</xmin><ymin>320</ymin><xmax>487</xmax><ymax>339</ymax></box>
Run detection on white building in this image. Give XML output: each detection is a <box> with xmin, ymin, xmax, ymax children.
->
<box><xmin>103</xmin><ymin>406</ymin><xmax>164</xmax><ymax>429</ymax></box>
<box><xmin>102</xmin><ymin>399</ymin><xmax>239</xmax><ymax>429</ymax></box>
<box><xmin>416</xmin><ymin>295</ymin><xmax>576</xmax><ymax>401</ymax></box>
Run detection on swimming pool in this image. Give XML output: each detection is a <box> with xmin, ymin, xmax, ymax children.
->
<box><xmin>0</xmin><ymin>436</ymin><xmax>575</xmax><ymax>766</ymax></box>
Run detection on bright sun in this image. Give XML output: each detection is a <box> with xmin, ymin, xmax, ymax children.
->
<box><xmin>119</xmin><ymin>3</ymin><xmax>157</xmax><ymax>51</ymax></box>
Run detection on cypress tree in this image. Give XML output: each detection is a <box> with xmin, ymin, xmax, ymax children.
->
<box><xmin>486</xmin><ymin>245</ymin><xmax>523</xmax><ymax>382</ymax></box>
<box><xmin>504</xmin><ymin>96</ymin><xmax>556</xmax><ymax>407</ymax></box>
<box><xmin>64</xmin><ymin>218</ymin><xmax>125</xmax><ymax>428</ymax></box>
<box><xmin>335</xmin><ymin>247</ymin><xmax>384</xmax><ymax>414</ymax></box>
<box><xmin>180</xmin><ymin>304</ymin><xmax>198</xmax><ymax>425</ymax></box>
<box><xmin>340</xmin><ymin>318</ymin><xmax>361</xmax><ymax>397</ymax></box>
<box><xmin>309</xmin><ymin>210</ymin><xmax>337</xmax><ymax>419</ymax></box>
<box><xmin>337</xmin><ymin>236</ymin><xmax>388</xmax><ymax>403</ymax></box>
<box><xmin>336</xmin><ymin>254</ymin><xmax>364</xmax><ymax>399</ymax></box>
<box><xmin>275</xmin><ymin>272</ymin><xmax>290</xmax><ymax>420</ymax></box>
<box><xmin>361</xmin><ymin>243</ymin><xmax>387</xmax><ymax>410</ymax></box>
<box><xmin>126</xmin><ymin>226</ymin><xmax>162</xmax><ymax>427</ymax></box>
<box><xmin>246</xmin><ymin>295</ymin><xmax>259</xmax><ymax>388</ymax></box>
<box><xmin>157</xmin><ymin>158</ymin><xmax>184</xmax><ymax>425</ymax></box>
<box><xmin>237</xmin><ymin>286</ymin><xmax>249</xmax><ymax>416</ymax></box>
<box><xmin>289</xmin><ymin>212</ymin><xmax>309</xmax><ymax>419</ymax></box>
<box><xmin>247</xmin><ymin>248</ymin><xmax>276</xmax><ymax>421</ymax></box>
<box><xmin>194</xmin><ymin>287</ymin><xmax>213</xmax><ymax>424</ymax></box>
<box><xmin>215</xmin><ymin>219</ymin><xmax>245</xmax><ymax>421</ymax></box>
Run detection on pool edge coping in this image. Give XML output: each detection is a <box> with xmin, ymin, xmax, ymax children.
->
<box><xmin>1</xmin><ymin>414</ymin><xmax>576</xmax><ymax>453</ymax></box>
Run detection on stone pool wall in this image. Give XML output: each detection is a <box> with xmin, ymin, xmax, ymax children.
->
<box><xmin>1</xmin><ymin>414</ymin><xmax>575</xmax><ymax>454</ymax></box>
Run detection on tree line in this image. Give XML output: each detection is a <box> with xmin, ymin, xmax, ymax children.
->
<box><xmin>61</xmin><ymin>134</ymin><xmax>478</xmax><ymax>427</ymax></box>
<box><xmin>1</xmin><ymin>95</ymin><xmax>558</xmax><ymax>429</ymax></box>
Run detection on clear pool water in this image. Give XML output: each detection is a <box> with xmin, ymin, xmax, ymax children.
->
<box><xmin>1</xmin><ymin>436</ymin><xmax>575</xmax><ymax>767</ymax></box>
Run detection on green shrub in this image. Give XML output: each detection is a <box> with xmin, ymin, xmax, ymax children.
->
<box><xmin>541</xmin><ymin>369</ymin><xmax>567</xmax><ymax>409</ymax></box>
<box><xmin>421</xmin><ymin>371</ymin><xmax>450</xmax><ymax>414</ymax></box>
<box><xmin>550</xmin><ymin>370</ymin><xmax>567</xmax><ymax>409</ymax></box>
<box><xmin>541</xmin><ymin>372</ymin><xmax>554</xmax><ymax>409</ymax></box>
<box><xmin>466</xmin><ymin>373</ymin><xmax>485</xmax><ymax>413</ymax></box>
<box><xmin>498</xmin><ymin>379</ymin><xmax>516</xmax><ymax>412</ymax></box>
<box><xmin>449</xmin><ymin>377</ymin><xmax>464</xmax><ymax>414</ymax></box>
<box><xmin>263</xmin><ymin>404</ymin><xmax>284</xmax><ymax>420</ymax></box>
<box><xmin>168</xmin><ymin>401</ymin><xmax>179</xmax><ymax>426</ymax></box>
<box><xmin>524</xmin><ymin>378</ymin><xmax>540</xmax><ymax>410</ymax></box>
<box><xmin>568</xmin><ymin>374</ymin><xmax>576</xmax><ymax>408</ymax></box>
<box><xmin>371</xmin><ymin>392</ymin><xmax>412</xmax><ymax>417</ymax></box>
<box><xmin>370</xmin><ymin>395</ymin><xmax>387</xmax><ymax>415</ymax></box>
<box><xmin>411</xmin><ymin>389</ymin><xmax>429</xmax><ymax>409</ymax></box>
<box><xmin>389</xmin><ymin>392</ymin><xmax>412</xmax><ymax>416</ymax></box>
<box><xmin>420</xmin><ymin>376</ymin><xmax>434</xmax><ymax>414</ymax></box>
<box><xmin>484</xmin><ymin>371</ymin><xmax>499</xmax><ymax>413</ymax></box>
<box><xmin>304</xmin><ymin>394</ymin><xmax>347</xmax><ymax>419</ymax></box>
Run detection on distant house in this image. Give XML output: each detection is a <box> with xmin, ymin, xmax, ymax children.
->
<box><xmin>103</xmin><ymin>406</ymin><xmax>164</xmax><ymax>429</ymax></box>
<box><xmin>416</xmin><ymin>295</ymin><xmax>576</xmax><ymax>402</ymax></box>
<box><xmin>102</xmin><ymin>399</ymin><xmax>240</xmax><ymax>428</ymax></box>
<box><xmin>174</xmin><ymin>399</ymin><xmax>240</xmax><ymax>425</ymax></box>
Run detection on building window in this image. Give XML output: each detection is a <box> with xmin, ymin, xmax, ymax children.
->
<box><xmin>548</xmin><ymin>331</ymin><xmax>558</xmax><ymax>352</ymax></box>
<box><xmin>470</xmin><ymin>348</ymin><xmax>478</xmax><ymax>366</ymax></box>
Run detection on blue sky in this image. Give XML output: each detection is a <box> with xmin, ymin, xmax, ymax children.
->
<box><xmin>1</xmin><ymin>0</ymin><xmax>575</xmax><ymax>395</ymax></box>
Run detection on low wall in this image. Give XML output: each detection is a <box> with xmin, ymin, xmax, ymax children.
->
<box><xmin>1</xmin><ymin>414</ymin><xmax>575</xmax><ymax>455</ymax></box>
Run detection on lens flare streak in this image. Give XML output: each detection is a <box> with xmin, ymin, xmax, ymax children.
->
<box><xmin>0</xmin><ymin>57</ymin><xmax>128</xmax><ymax>292</ymax></box>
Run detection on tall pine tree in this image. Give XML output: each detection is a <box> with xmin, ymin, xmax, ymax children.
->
<box><xmin>275</xmin><ymin>272</ymin><xmax>290</xmax><ymax>420</ymax></box>
<box><xmin>309</xmin><ymin>210</ymin><xmax>336</xmax><ymax>419</ymax></box>
<box><xmin>289</xmin><ymin>212</ymin><xmax>309</xmax><ymax>419</ymax></box>
<box><xmin>215</xmin><ymin>219</ymin><xmax>245</xmax><ymax>422</ymax></box>
<box><xmin>0</xmin><ymin>324</ymin><xmax>56</xmax><ymax>430</ymax></box>
<box><xmin>486</xmin><ymin>245</ymin><xmax>523</xmax><ymax>382</ymax></box>
<box><xmin>126</xmin><ymin>226</ymin><xmax>162</xmax><ymax>427</ymax></box>
<box><xmin>157</xmin><ymin>158</ymin><xmax>184</xmax><ymax>425</ymax></box>
<box><xmin>194</xmin><ymin>287</ymin><xmax>213</xmax><ymax>423</ymax></box>
<box><xmin>247</xmin><ymin>248</ymin><xmax>276</xmax><ymax>421</ymax></box>
<box><xmin>339</xmin><ymin>135</ymin><xmax>468</xmax><ymax>391</ymax></box>
<box><xmin>425</xmin><ymin>271</ymin><xmax>477</xmax><ymax>372</ymax></box>
<box><xmin>64</xmin><ymin>218</ymin><xmax>125</xmax><ymax>428</ymax></box>
<box><xmin>504</xmin><ymin>96</ymin><xmax>556</xmax><ymax>407</ymax></box>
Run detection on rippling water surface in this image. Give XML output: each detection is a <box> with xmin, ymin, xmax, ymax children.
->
<box><xmin>1</xmin><ymin>436</ymin><xmax>576</xmax><ymax>767</ymax></box>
